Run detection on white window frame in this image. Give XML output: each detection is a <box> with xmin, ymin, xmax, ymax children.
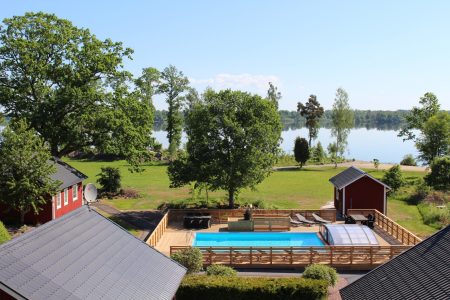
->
<box><xmin>72</xmin><ymin>184</ymin><xmax>78</xmax><ymax>201</ymax></box>
<box><xmin>56</xmin><ymin>193</ymin><xmax>61</xmax><ymax>209</ymax></box>
<box><xmin>64</xmin><ymin>188</ymin><xmax>69</xmax><ymax>206</ymax></box>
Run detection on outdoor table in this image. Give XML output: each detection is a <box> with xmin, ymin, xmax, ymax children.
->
<box><xmin>349</xmin><ymin>214</ymin><xmax>368</xmax><ymax>224</ymax></box>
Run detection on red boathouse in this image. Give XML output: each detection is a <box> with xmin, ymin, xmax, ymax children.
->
<box><xmin>329</xmin><ymin>166</ymin><xmax>390</xmax><ymax>215</ymax></box>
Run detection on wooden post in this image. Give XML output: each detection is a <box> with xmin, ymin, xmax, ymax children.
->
<box><xmin>370</xmin><ymin>247</ymin><xmax>373</xmax><ymax>265</ymax></box>
<box><xmin>250</xmin><ymin>247</ymin><xmax>253</xmax><ymax>265</ymax></box>
<box><xmin>330</xmin><ymin>247</ymin><xmax>333</xmax><ymax>265</ymax></box>
<box><xmin>270</xmin><ymin>247</ymin><xmax>273</xmax><ymax>265</ymax></box>
<box><xmin>230</xmin><ymin>247</ymin><xmax>232</xmax><ymax>265</ymax></box>
<box><xmin>350</xmin><ymin>247</ymin><xmax>353</xmax><ymax>264</ymax></box>
<box><xmin>309</xmin><ymin>247</ymin><xmax>313</xmax><ymax>264</ymax></box>
<box><xmin>290</xmin><ymin>247</ymin><xmax>293</xmax><ymax>265</ymax></box>
<box><xmin>209</xmin><ymin>247</ymin><xmax>212</xmax><ymax>265</ymax></box>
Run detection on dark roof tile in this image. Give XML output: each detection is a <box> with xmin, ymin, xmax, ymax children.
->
<box><xmin>49</xmin><ymin>158</ymin><xmax>88</xmax><ymax>190</ymax></box>
<box><xmin>329</xmin><ymin>166</ymin><xmax>390</xmax><ymax>189</ymax></box>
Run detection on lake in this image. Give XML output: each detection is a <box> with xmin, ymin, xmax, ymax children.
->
<box><xmin>153</xmin><ymin>128</ymin><xmax>418</xmax><ymax>164</ymax></box>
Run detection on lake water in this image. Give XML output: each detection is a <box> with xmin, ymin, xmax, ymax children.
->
<box><xmin>153</xmin><ymin>128</ymin><xmax>418</xmax><ymax>164</ymax></box>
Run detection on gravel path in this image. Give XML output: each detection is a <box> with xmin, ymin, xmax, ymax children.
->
<box><xmin>274</xmin><ymin>160</ymin><xmax>427</xmax><ymax>172</ymax></box>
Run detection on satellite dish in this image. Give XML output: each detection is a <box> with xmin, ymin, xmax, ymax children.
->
<box><xmin>84</xmin><ymin>183</ymin><xmax>98</xmax><ymax>203</ymax></box>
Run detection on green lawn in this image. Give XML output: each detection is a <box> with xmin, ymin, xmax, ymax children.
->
<box><xmin>66</xmin><ymin>158</ymin><xmax>437</xmax><ymax>237</ymax></box>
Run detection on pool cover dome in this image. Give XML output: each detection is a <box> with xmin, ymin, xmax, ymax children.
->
<box><xmin>320</xmin><ymin>224</ymin><xmax>379</xmax><ymax>245</ymax></box>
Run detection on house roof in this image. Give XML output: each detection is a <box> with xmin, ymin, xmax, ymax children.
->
<box><xmin>50</xmin><ymin>158</ymin><xmax>88</xmax><ymax>190</ymax></box>
<box><xmin>0</xmin><ymin>206</ymin><xmax>186</xmax><ymax>300</ymax></box>
<box><xmin>329</xmin><ymin>166</ymin><xmax>390</xmax><ymax>190</ymax></box>
<box><xmin>340</xmin><ymin>225</ymin><xmax>450</xmax><ymax>300</ymax></box>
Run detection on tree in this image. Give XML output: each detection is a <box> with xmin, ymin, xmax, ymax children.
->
<box><xmin>97</xmin><ymin>167</ymin><xmax>121</xmax><ymax>194</ymax></box>
<box><xmin>327</xmin><ymin>143</ymin><xmax>338</xmax><ymax>168</ymax></box>
<box><xmin>0</xmin><ymin>221</ymin><xmax>10</xmax><ymax>244</ymax></box>
<box><xmin>0</xmin><ymin>12</ymin><xmax>154</xmax><ymax>167</ymax></box>
<box><xmin>373</xmin><ymin>159</ymin><xmax>380</xmax><ymax>170</ymax></box>
<box><xmin>415</xmin><ymin>112</ymin><xmax>450</xmax><ymax>165</ymax></box>
<box><xmin>400</xmin><ymin>154</ymin><xmax>417</xmax><ymax>166</ymax></box>
<box><xmin>267</xmin><ymin>82</ymin><xmax>281</xmax><ymax>109</ymax></box>
<box><xmin>157</xmin><ymin>65</ymin><xmax>190</xmax><ymax>157</ymax></box>
<box><xmin>294</xmin><ymin>137</ymin><xmax>309</xmax><ymax>168</ymax></box>
<box><xmin>382</xmin><ymin>165</ymin><xmax>404</xmax><ymax>192</ymax></box>
<box><xmin>297</xmin><ymin>95</ymin><xmax>324</xmax><ymax>147</ymax></box>
<box><xmin>331</xmin><ymin>88</ymin><xmax>354</xmax><ymax>157</ymax></box>
<box><xmin>135</xmin><ymin>67</ymin><xmax>160</xmax><ymax>106</ymax></box>
<box><xmin>398</xmin><ymin>92</ymin><xmax>440</xmax><ymax>142</ymax></box>
<box><xmin>0</xmin><ymin>119</ymin><xmax>60</xmax><ymax>224</ymax></box>
<box><xmin>425</xmin><ymin>156</ymin><xmax>450</xmax><ymax>191</ymax></box>
<box><xmin>312</xmin><ymin>141</ymin><xmax>326</xmax><ymax>164</ymax></box>
<box><xmin>172</xmin><ymin>89</ymin><xmax>282</xmax><ymax>208</ymax></box>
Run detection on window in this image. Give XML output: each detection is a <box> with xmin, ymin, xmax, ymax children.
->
<box><xmin>64</xmin><ymin>189</ymin><xmax>69</xmax><ymax>206</ymax></box>
<box><xmin>56</xmin><ymin>193</ymin><xmax>61</xmax><ymax>209</ymax></box>
<box><xmin>72</xmin><ymin>184</ymin><xmax>78</xmax><ymax>201</ymax></box>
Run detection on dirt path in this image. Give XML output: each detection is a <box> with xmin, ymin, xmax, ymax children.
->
<box><xmin>92</xmin><ymin>202</ymin><xmax>163</xmax><ymax>240</ymax></box>
<box><xmin>275</xmin><ymin>160</ymin><xmax>427</xmax><ymax>172</ymax></box>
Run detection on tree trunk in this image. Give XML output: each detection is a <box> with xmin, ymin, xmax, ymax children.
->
<box><xmin>308</xmin><ymin>135</ymin><xmax>312</xmax><ymax>148</ymax></box>
<box><xmin>228</xmin><ymin>189</ymin><xmax>235</xmax><ymax>209</ymax></box>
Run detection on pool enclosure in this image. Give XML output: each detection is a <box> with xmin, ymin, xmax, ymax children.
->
<box><xmin>320</xmin><ymin>224</ymin><xmax>379</xmax><ymax>245</ymax></box>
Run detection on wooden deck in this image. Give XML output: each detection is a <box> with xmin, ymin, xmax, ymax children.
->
<box><xmin>155</xmin><ymin>222</ymin><xmax>390</xmax><ymax>255</ymax></box>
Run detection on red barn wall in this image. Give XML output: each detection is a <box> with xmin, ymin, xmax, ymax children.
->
<box><xmin>54</xmin><ymin>183</ymin><xmax>83</xmax><ymax>219</ymax></box>
<box><xmin>344</xmin><ymin>176</ymin><xmax>385</xmax><ymax>214</ymax></box>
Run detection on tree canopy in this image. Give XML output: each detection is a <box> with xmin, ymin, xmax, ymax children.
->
<box><xmin>331</xmin><ymin>88</ymin><xmax>354</xmax><ymax>157</ymax></box>
<box><xmin>0</xmin><ymin>12</ymin><xmax>154</xmax><ymax>167</ymax></box>
<box><xmin>415</xmin><ymin>112</ymin><xmax>450</xmax><ymax>165</ymax></box>
<box><xmin>169</xmin><ymin>89</ymin><xmax>282</xmax><ymax>208</ymax></box>
<box><xmin>267</xmin><ymin>82</ymin><xmax>281</xmax><ymax>109</ymax></box>
<box><xmin>425</xmin><ymin>156</ymin><xmax>450</xmax><ymax>191</ymax></box>
<box><xmin>0</xmin><ymin>119</ymin><xmax>60</xmax><ymax>224</ymax></box>
<box><xmin>294</xmin><ymin>137</ymin><xmax>309</xmax><ymax>168</ymax></box>
<box><xmin>297</xmin><ymin>94</ymin><xmax>324</xmax><ymax>147</ymax></box>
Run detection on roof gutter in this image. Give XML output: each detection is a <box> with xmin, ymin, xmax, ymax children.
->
<box><xmin>0</xmin><ymin>282</ymin><xmax>27</xmax><ymax>300</ymax></box>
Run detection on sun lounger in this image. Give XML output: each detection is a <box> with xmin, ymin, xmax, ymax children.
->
<box><xmin>290</xmin><ymin>217</ymin><xmax>302</xmax><ymax>227</ymax></box>
<box><xmin>312</xmin><ymin>213</ymin><xmax>331</xmax><ymax>224</ymax></box>
<box><xmin>295</xmin><ymin>214</ymin><xmax>316</xmax><ymax>226</ymax></box>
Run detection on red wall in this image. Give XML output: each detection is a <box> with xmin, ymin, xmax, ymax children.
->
<box><xmin>0</xmin><ymin>201</ymin><xmax>52</xmax><ymax>225</ymax></box>
<box><xmin>54</xmin><ymin>183</ymin><xmax>83</xmax><ymax>219</ymax></box>
<box><xmin>344</xmin><ymin>176</ymin><xmax>385</xmax><ymax>214</ymax></box>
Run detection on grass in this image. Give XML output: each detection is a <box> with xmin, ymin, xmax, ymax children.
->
<box><xmin>66</xmin><ymin>158</ymin><xmax>438</xmax><ymax>237</ymax></box>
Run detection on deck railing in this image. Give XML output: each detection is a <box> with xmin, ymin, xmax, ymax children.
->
<box><xmin>146</xmin><ymin>211</ymin><xmax>169</xmax><ymax>247</ymax></box>
<box><xmin>346</xmin><ymin>209</ymin><xmax>422</xmax><ymax>245</ymax></box>
<box><xmin>170</xmin><ymin>245</ymin><xmax>411</xmax><ymax>269</ymax></box>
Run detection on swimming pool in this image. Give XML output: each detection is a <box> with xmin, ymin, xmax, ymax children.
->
<box><xmin>193</xmin><ymin>232</ymin><xmax>325</xmax><ymax>247</ymax></box>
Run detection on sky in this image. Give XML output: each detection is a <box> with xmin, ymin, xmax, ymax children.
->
<box><xmin>1</xmin><ymin>1</ymin><xmax>450</xmax><ymax>110</ymax></box>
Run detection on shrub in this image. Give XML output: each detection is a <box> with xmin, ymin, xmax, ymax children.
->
<box><xmin>382</xmin><ymin>165</ymin><xmax>404</xmax><ymax>192</ymax></box>
<box><xmin>97</xmin><ymin>167</ymin><xmax>121</xmax><ymax>194</ymax></box>
<box><xmin>400</xmin><ymin>154</ymin><xmax>417</xmax><ymax>166</ymax></box>
<box><xmin>0</xmin><ymin>221</ymin><xmax>10</xmax><ymax>245</ymax></box>
<box><xmin>206</xmin><ymin>264</ymin><xmax>237</xmax><ymax>276</ymax></box>
<box><xmin>425</xmin><ymin>156</ymin><xmax>450</xmax><ymax>191</ymax></box>
<box><xmin>176</xmin><ymin>275</ymin><xmax>328</xmax><ymax>300</ymax></box>
<box><xmin>303</xmin><ymin>264</ymin><xmax>338</xmax><ymax>287</ymax></box>
<box><xmin>171</xmin><ymin>247</ymin><xmax>203</xmax><ymax>274</ymax></box>
<box><xmin>294</xmin><ymin>137</ymin><xmax>310</xmax><ymax>168</ymax></box>
<box><xmin>417</xmin><ymin>202</ymin><xmax>450</xmax><ymax>230</ymax></box>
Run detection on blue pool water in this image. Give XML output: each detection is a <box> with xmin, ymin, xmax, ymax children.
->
<box><xmin>193</xmin><ymin>232</ymin><xmax>325</xmax><ymax>247</ymax></box>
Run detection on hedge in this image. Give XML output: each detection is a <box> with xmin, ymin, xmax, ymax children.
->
<box><xmin>303</xmin><ymin>264</ymin><xmax>338</xmax><ymax>287</ymax></box>
<box><xmin>176</xmin><ymin>275</ymin><xmax>328</xmax><ymax>300</ymax></box>
<box><xmin>0</xmin><ymin>221</ymin><xmax>11</xmax><ymax>245</ymax></box>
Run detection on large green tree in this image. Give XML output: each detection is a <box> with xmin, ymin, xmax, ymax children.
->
<box><xmin>398</xmin><ymin>92</ymin><xmax>440</xmax><ymax>141</ymax></box>
<box><xmin>0</xmin><ymin>119</ymin><xmax>60</xmax><ymax>224</ymax></box>
<box><xmin>170</xmin><ymin>89</ymin><xmax>282</xmax><ymax>208</ymax></box>
<box><xmin>297</xmin><ymin>94</ymin><xmax>324</xmax><ymax>147</ymax></box>
<box><xmin>331</xmin><ymin>88</ymin><xmax>354</xmax><ymax>157</ymax></box>
<box><xmin>425</xmin><ymin>156</ymin><xmax>450</xmax><ymax>191</ymax></box>
<box><xmin>157</xmin><ymin>65</ymin><xmax>190</xmax><ymax>157</ymax></box>
<box><xmin>416</xmin><ymin>112</ymin><xmax>450</xmax><ymax>164</ymax></box>
<box><xmin>0</xmin><ymin>12</ymin><xmax>154</xmax><ymax>166</ymax></box>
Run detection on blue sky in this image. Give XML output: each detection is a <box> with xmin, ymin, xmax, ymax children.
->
<box><xmin>2</xmin><ymin>1</ymin><xmax>450</xmax><ymax>110</ymax></box>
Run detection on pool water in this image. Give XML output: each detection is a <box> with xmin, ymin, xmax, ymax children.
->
<box><xmin>193</xmin><ymin>232</ymin><xmax>325</xmax><ymax>247</ymax></box>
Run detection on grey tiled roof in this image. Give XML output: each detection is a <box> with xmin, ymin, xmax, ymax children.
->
<box><xmin>0</xmin><ymin>206</ymin><xmax>186</xmax><ymax>300</ymax></box>
<box><xmin>50</xmin><ymin>158</ymin><xmax>88</xmax><ymax>190</ymax></box>
<box><xmin>340</xmin><ymin>225</ymin><xmax>450</xmax><ymax>300</ymax></box>
<box><xmin>329</xmin><ymin>166</ymin><xmax>390</xmax><ymax>189</ymax></box>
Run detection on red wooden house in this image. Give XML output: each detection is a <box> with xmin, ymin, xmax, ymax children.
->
<box><xmin>0</xmin><ymin>158</ymin><xmax>87</xmax><ymax>224</ymax></box>
<box><xmin>329</xmin><ymin>166</ymin><xmax>390</xmax><ymax>215</ymax></box>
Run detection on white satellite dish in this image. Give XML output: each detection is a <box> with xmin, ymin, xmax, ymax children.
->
<box><xmin>84</xmin><ymin>183</ymin><xmax>98</xmax><ymax>203</ymax></box>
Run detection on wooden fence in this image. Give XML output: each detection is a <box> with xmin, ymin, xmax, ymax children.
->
<box><xmin>168</xmin><ymin>209</ymin><xmax>336</xmax><ymax>225</ymax></box>
<box><xmin>170</xmin><ymin>245</ymin><xmax>411</xmax><ymax>270</ymax></box>
<box><xmin>346</xmin><ymin>209</ymin><xmax>422</xmax><ymax>245</ymax></box>
<box><xmin>146</xmin><ymin>211</ymin><xmax>169</xmax><ymax>247</ymax></box>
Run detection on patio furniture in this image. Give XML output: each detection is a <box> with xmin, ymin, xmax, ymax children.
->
<box><xmin>367</xmin><ymin>214</ymin><xmax>375</xmax><ymax>229</ymax></box>
<box><xmin>290</xmin><ymin>217</ymin><xmax>302</xmax><ymax>227</ymax></box>
<box><xmin>312</xmin><ymin>213</ymin><xmax>331</xmax><ymax>224</ymax></box>
<box><xmin>183</xmin><ymin>215</ymin><xmax>212</xmax><ymax>229</ymax></box>
<box><xmin>349</xmin><ymin>214</ymin><xmax>368</xmax><ymax>225</ymax></box>
<box><xmin>295</xmin><ymin>213</ymin><xmax>316</xmax><ymax>226</ymax></box>
<box><xmin>344</xmin><ymin>215</ymin><xmax>356</xmax><ymax>224</ymax></box>
<box><xmin>228</xmin><ymin>218</ymin><xmax>253</xmax><ymax>231</ymax></box>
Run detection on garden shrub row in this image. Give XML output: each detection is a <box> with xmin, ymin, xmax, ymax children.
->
<box><xmin>0</xmin><ymin>221</ymin><xmax>11</xmax><ymax>245</ymax></box>
<box><xmin>176</xmin><ymin>275</ymin><xmax>328</xmax><ymax>300</ymax></box>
